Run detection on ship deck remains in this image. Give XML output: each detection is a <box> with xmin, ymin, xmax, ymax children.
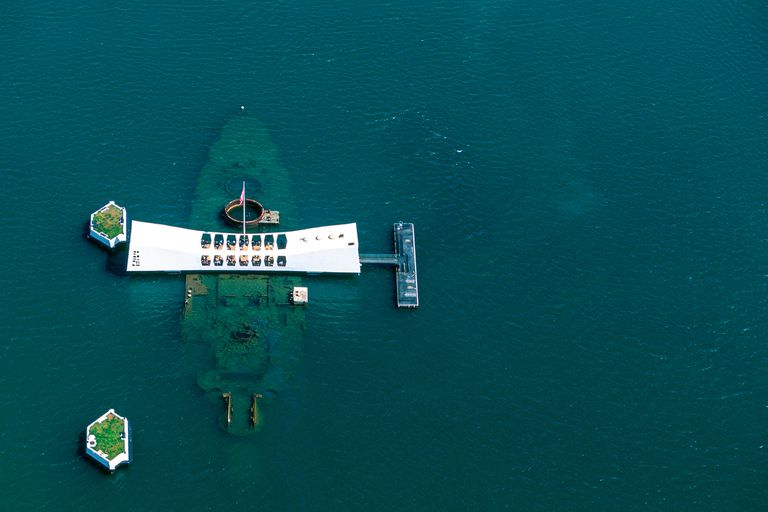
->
<box><xmin>127</xmin><ymin>220</ymin><xmax>361</xmax><ymax>274</ymax></box>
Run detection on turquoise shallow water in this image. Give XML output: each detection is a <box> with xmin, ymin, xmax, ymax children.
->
<box><xmin>1</xmin><ymin>1</ymin><xmax>768</xmax><ymax>510</ymax></box>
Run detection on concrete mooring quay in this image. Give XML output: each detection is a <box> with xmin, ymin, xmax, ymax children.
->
<box><xmin>360</xmin><ymin>222</ymin><xmax>419</xmax><ymax>308</ymax></box>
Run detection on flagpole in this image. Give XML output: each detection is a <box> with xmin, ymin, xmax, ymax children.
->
<box><xmin>242</xmin><ymin>180</ymin><xmax>246</xmax><ymax>235</ymax></box>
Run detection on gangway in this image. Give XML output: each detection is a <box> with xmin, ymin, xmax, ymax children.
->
<box><xmin>359</xmin><ymin>254</ymin><xmax>398</xmax><ymax>265</ymax></box>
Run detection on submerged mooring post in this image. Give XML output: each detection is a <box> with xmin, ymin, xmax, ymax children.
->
<box><xmin>222</xmin><ymin>392</ymin><xmax>232</xmax><ymax>425</ymax></box>
<box><xmin>250</xmin><ymin>393</ymin><xmax>263</xmax><ymax>428</ymax></box>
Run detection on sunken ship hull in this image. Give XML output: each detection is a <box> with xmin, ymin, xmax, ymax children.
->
<box><xmin>181</xmin><ymin>114</ymin><xmax>305</xmax><ymax>435</ymax></box>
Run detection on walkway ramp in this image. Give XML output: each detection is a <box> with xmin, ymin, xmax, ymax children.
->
<box><xmin>360</xmin><ymin>254</ymin><xmax>399</xmax><ymax>265</ymax></box>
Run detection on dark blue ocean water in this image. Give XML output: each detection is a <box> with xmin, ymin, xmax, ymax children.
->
<box><xmin>1</xmin><ymin>1</ymin><xmax>767</xmax><ymax>510</ymax></box>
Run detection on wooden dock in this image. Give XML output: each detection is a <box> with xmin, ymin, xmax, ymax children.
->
<box><xmin>360</xmin><ymin>222</ymin><xmax>419</xmax><ymax>308</ymax></box>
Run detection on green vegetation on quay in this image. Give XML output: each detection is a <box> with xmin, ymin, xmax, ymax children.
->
<box><xmin>90</xmin><ymin>413</ymin><xmax>125</xmax><ymax>460</ymax></box>
<box><xmin>92</xmin><ymin>204</ymin><xmax>123</xmax><ymax>238</ymax></box>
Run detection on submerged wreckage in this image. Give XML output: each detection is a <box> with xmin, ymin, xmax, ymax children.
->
<box><xmin>88</xmin><ymin>114</ymin><xmax>417</xmax><ymax>434</ymax></box>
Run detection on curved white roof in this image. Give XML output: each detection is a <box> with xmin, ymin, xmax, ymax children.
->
<box><xmin>126</xmin><ymin>220</ymin><xmax>361</xmax><ymax>274</ymax></box>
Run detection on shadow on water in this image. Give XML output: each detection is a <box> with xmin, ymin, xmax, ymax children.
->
<box><xmin>105</xmin><ymin>246</ymin><xmax>129</xmax><ymax>276</ymax></box>
<box><xmin>77</xmin><ymin>431</ymin><xmax>119</xmax><ymax>476</ymax></box>
<box><xmin>81</xmin><ymin>221</ymin><xmax>131</xmax><ymax>276</ymax></box>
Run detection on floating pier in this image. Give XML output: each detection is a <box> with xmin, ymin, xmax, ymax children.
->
<box><xmin>360</xmin><ymin>222</ymin><xmax>419</xmax><ymax>308</ymax></box>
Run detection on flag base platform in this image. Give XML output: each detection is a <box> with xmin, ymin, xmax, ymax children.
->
<box><xmin>222</xmin><ymin>198</ymin><xmax>279</xmax><ymax>226</ymax></box>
